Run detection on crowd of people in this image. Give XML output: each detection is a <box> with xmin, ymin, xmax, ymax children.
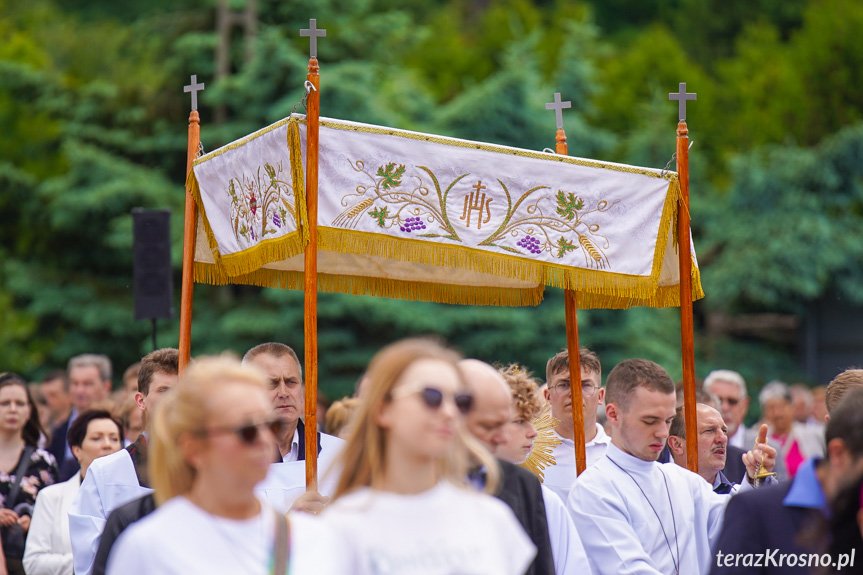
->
<box><xmin>0</xmin><ymin>340</ymin><xmax>861</xmax><ymax>574</ymax></box>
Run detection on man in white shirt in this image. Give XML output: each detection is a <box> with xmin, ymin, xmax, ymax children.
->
<box><xmin>69</xmin><ymin>348</ymin><xmax>179</xmax><ymax>575</ymax></box>
<box><xmin>541</xmin><ymin>347</ymin><xmax>610</xmax><ymax>501</ymax></box>
<box><xmin>567</xmin><ymin>358</ymin><xmax>771</xmax><ymax>575</ymax></box>
<box><xmin>242</xmin><ymin>343</ymin><xmax>345</xmax><ymax>514</ymax></box>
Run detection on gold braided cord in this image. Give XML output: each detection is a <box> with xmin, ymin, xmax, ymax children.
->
<box><xmin>186</xmin><ymin>169</ymin><xmax>222</xmax><ymax>259</ymax></box>
<box><xmin>520</xmin><ymin>407</ymin><xmax>563</xmax><ymax>481</ymax></box>
<box><xmin>288</xmin><ymin>120</ymin><xmax>310</xmax><ymax>247</ymax></box>
<box><xmin>312</xmin><ymin>116</ymin><xmax>677</xmax><ymax>182</ymax></box>
<box><xmin>192</xmin><ymin>116</ymin><xmax>296</xmax><ymax>166</ymax></box>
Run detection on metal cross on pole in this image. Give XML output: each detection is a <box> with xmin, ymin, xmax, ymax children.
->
<box><xmin>183</xmin><ymin>75</ymin><xmax>205</xmax><ymax>111</ymax></box>
<box><xmin>299</xmin><ymin>18</ymin><xmax>327</xmax><ymax>59</ymax></box>
<box><xmin>668</xmin><ymin>82</ymin><xmax>697</xmax><ymax>121</ymax></box>
<box><xmin>545</xmin><ymin>92</ymin><xmax>572</xmax><ymax>130</ymax></box>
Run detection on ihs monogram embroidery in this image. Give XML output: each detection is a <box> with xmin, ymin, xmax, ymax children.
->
<box><xmin>460</xmin><ymin>180</ymin><xmax>493</xmax><ymax>230</ymax></box>
<box><xmin>333</xmin><ymin>160</ymin><xmax>617</xmax><ymax>268</ymax></box>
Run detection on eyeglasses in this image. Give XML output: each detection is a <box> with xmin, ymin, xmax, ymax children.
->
<box><xmin>204</xmin><ymin>417</ymin><xmax>285</xmax><ymax>445</ymax></box>
<box><xmin>391</xmin><ymin>385</ymin><xmax>474</xmax><ymax>414</ymax></box>
<box><xmin>717</xmin><ymin>396</ymin><xmax>741</xmax><ymax>407</ymax></box>
<box><xmin>549</xmin><ymin>380</ymin><xmax>600</xmax><ymax>398</ymax></box>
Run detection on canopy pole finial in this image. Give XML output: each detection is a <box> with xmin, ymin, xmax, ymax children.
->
<box><xmin>545</xmin><ymin>92</ymin><xmax>572</xmax><ymax>156</ymax></box>
<box><xmin>179</xmin><ymin>75</ymin><xmax>205</xmax><ymax>374</ymax></box>
<box><xmin>672</xmin><ymin>83</ymin><xmax>698</xmax><ymax>474</ymax></box>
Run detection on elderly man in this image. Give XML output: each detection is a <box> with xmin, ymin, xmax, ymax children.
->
<box><xmin>243</xmin><ymin>343</ymin><xmax>345</xmax><ymax>514</ymax></box>
<box><xmin>459</xmin><ymin>359</ymin><xmax>555</xmax><ymax>575</ymax></box>
<box><xmin>704</xmin><ymin>369</ymin><xmax>788</xmax><ymax>481</ymax></box>
<box><xmin>667</xmin><ymin>403</ymin><xmax>777</xmax><ymax>493</ymax></box>
<box><xmin>48</xmin><ymin>354</ymin><xmax>114</xmax><ymax>480</ymax></box>
<box><xmin>541</xmin><ymin>347</ymin><xmax>610</xmax><ymax>502</ymax></box>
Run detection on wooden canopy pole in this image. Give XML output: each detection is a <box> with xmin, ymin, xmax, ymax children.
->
<box><xmin>670</xmin><ymin>82</ymin><xmax>698</xmax><ymax>473</ymax></box>
<box><xmin>179</xmin><ymin>75</ymin><xmax>205</xmax><ymax>374</ymax></box>
<box><xmin>546</xmin><ymin>93</ymin><xmax>587</xmax><ymax>476</ymax></box>
<box><xmin>300</xmin><ymin>19</ymin><xmax>325</xmax><ymax>491</ymax></box>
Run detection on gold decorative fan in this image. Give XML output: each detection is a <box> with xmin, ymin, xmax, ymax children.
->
<box><xmin>520</xmin><ymin>406</ymin><xmax>562</xmax><ymax>482</ymax></box>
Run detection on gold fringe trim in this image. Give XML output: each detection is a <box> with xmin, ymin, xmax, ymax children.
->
<box><xmin>288</xmin><ymin>120</ymin><xmax>310</xmax><ymax>247</ymax></box>
<box><xmin>312</xmin><ymin>177</ymin><xmax>699</xmax><ymax>309</ymax></box>
<box><xmin>217</xmin><ymin>233</ymin><xmax>305</xmax><ymax>278</ymax></box>
<box><xmin>193</xmin><ymin>262</ymin><xmax>546</xmax><ymax>307</ymax></box>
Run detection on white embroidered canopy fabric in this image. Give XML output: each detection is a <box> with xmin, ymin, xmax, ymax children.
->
<box><xmin>190</xmin><ymin>115</ymin><xmax>701</xmax><ymax>307</ymax></box>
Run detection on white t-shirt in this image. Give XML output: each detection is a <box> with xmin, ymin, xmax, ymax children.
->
<box><xmin>106</xmin><ymin>496</ymin><xmax>342</xmax><ymax>575</ymax></box>
<box><xmin>320</xmin><ymin>481</ymin><xmax>536</xmax><ymax>575</ymax></box>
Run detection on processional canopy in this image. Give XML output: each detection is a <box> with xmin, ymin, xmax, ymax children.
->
<box><xmin>187</xmin><ymin>115</ymin><xmax>703</xmax><ymax>308</ymax></box>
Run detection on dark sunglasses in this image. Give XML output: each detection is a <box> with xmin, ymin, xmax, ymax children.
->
<box><xmin>205</xmin><ymin>418</ymin><xmax>285</xmax><ymax>445</ymax></box>
<box><xmin>393</xmin><ymin>385</ymin><xmax>474</xmax><ymax>414</ymax></box>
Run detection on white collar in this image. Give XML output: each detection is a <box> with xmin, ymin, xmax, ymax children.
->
<box><xmin>605</xmin><ymin>441</ymin><xmax>657</xmax><ymax>474</ymax></box>
<box><xmin>588</xmin><ymin>423</ymin><xmax>611</xmax><ymax>446</ymax></box>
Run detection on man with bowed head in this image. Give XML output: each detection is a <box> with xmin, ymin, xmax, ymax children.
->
<box><xmin>459</xmin><ymin>359</ymin><xmax>555</xmax><ymax>575</ymax></box>
<box><xmin>568</xmin><ymin>358</ymin><xmax>774</xmax><ymax>575</ymax></box>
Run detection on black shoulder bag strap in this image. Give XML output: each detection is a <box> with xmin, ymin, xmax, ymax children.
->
<box><xmin>6</xmin><ymin>445</ymin><xmax>36</xmax><ymax>510</ymax></box>
<box><xmin>272</xmin><ymin>509</ymin><xmax>291</xmax><ymax>575</ymax></box>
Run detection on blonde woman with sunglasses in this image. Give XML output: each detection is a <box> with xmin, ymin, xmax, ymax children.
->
<box><xmin>320</xmin><ymin>339</ymin><xmax>536</xmax><ymax>574</ymax></box>
<box><xmin>106</xmin><ymin>357</ymin><xmax>338</xmax><ymax>575</ymax></box>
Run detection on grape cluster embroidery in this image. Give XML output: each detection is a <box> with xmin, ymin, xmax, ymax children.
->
<box><xmin>399</xmin><ymin>217</ymin><xmax>427</xmax><ymax>233</ymax></box>
<box><xmin>517</xmin><ymin>235</ymin><xmax>542</xmax><ymax>255</ymax></box>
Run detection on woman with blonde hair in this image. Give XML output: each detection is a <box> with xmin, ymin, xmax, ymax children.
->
<box><xmin>321</xmin><ymin>338</ymin><xmax>536</xmax><ymax>574</ymax></box>
<box><xmin>106</xmin><ymin>357</ymin><xmax>337</xmax><ymax>575</ymax></box>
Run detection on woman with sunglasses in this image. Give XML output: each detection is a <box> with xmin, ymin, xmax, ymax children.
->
<box><xmin>0</xmin><ymin>373</ymin><xmax>58</xmax><ymax>575</ymax></box>
<box><xmin>320</xmin><ymin>338</ymin><xmax>536</xmax><ymax>574</ymax></box>
<box><xmin>106</xmin><ymin>357</ymin><xmax>337</xmax><ymax>575</ymax></box>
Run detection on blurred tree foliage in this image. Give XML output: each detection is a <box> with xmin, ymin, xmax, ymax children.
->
<box><xmin>1</xmin><ymin>0</ymin><xmax>862</xmax><ymax>400</ymax></box>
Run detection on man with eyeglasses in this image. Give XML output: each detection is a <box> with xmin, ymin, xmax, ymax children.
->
<box><xmin>541</xmin><ymin>347</ymin><xmax>610</xmax><ymax>502</ymax></box>
<box><xmin>704</xmin><ymin>369</ymin><xmax>787</xmax><ymax>481</ymax></box>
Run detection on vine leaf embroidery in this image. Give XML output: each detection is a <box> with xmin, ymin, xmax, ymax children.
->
<box><xmin>368</xmin><ymin>206</ymin><xmax>389</xmax><ymax>227</ymax></box>
<box><xmin>556</xmin><ymin>237</ymin><xmax>577</xmax><ymax>258</ymax></box>
<box><xmin>555</xmin><ymin>190</ymin><xmax>584</xmax><ymax>220</ymax></box>
<box><xmin>376</xmin><ymin>163</ymin><xmax>406</xmax><ymax>190</ymax></box>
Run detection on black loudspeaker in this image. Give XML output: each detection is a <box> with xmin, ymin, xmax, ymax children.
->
<box><xmin>132</xmin><ymin>209</ymin><xmax>174</xmax><ymax>320</ymax></box>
